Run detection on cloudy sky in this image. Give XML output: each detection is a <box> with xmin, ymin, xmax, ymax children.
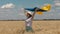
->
<box><xmin>0</xmin><ymin>0</ymin><xmax>60</xmax><ymax>20</ymax></box>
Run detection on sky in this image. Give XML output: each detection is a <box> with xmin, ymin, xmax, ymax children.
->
<box><xmin>0</xmin><ymin>0</ymin><xmax>60</xmax><ymax>20</ymax></box>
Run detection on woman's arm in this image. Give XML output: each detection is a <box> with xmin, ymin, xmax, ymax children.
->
<box><xmin>31</xmin><ymin>9</ymin><xmax>37</xmax><ymax>20</ymax></box>
<box><xmin>31</xmin><ymin>8</ymin><xmax>46</xmax><ymax>20</ymax></box>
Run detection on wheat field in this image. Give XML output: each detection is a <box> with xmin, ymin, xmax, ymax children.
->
<box><xmin>0</xmin><ymin>20</ymin><xmax>60</xmax><ymax>34</ymax></box>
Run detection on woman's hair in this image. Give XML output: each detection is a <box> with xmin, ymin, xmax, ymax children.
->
<box><xmin>27</xmin><ymin>13</ymin><xmax>32</xmax><ymax>18</ymax></box>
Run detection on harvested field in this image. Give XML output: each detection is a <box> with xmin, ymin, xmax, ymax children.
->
<box><xmin>0</xmin><ymin>21</ymin><xmax>60</xmax><ymax>34</ymax></box>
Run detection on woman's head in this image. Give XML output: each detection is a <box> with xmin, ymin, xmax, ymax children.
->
<box><xmin>26</xmin><ymin>13</ymin><xmax>32</xmax><ymax>18</ymax></box>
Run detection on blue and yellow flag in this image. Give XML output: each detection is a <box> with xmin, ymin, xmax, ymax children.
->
<box><xmin>24</xmin><ymin>4</ymin><xmax>51</xmax><ymax>15</ymax></box>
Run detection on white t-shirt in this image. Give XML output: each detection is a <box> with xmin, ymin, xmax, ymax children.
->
<box><xmin>25</xmin><ymin>17</ymin><xmax>32</xmax><ymax>26</ymax></box>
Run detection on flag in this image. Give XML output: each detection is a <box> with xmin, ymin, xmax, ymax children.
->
<box><xmin>24</xmin><ymin>4</ymin><xmax>51</xmax><ymax>15</ymax></box>
<box><xmin>36</xmin><ymin>4</ymin><xmax>51</xmax><ymax>15</ymax></box>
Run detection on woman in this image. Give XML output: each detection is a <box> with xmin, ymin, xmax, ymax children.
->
<box><xmin>25</xmin><ymin>7</ymin><xmax>46</xmax><ymax>32</ymax></box>
<box><xmin>25</xmin><ymin>11</ymin><xmax>34</xmax><ymax>32</ymax></box>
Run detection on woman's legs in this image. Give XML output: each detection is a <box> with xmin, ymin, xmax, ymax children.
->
<box><xmin>25</xmin><ymin>21</ymin><xmax>33</xmax><ymax>32</ymax></box>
